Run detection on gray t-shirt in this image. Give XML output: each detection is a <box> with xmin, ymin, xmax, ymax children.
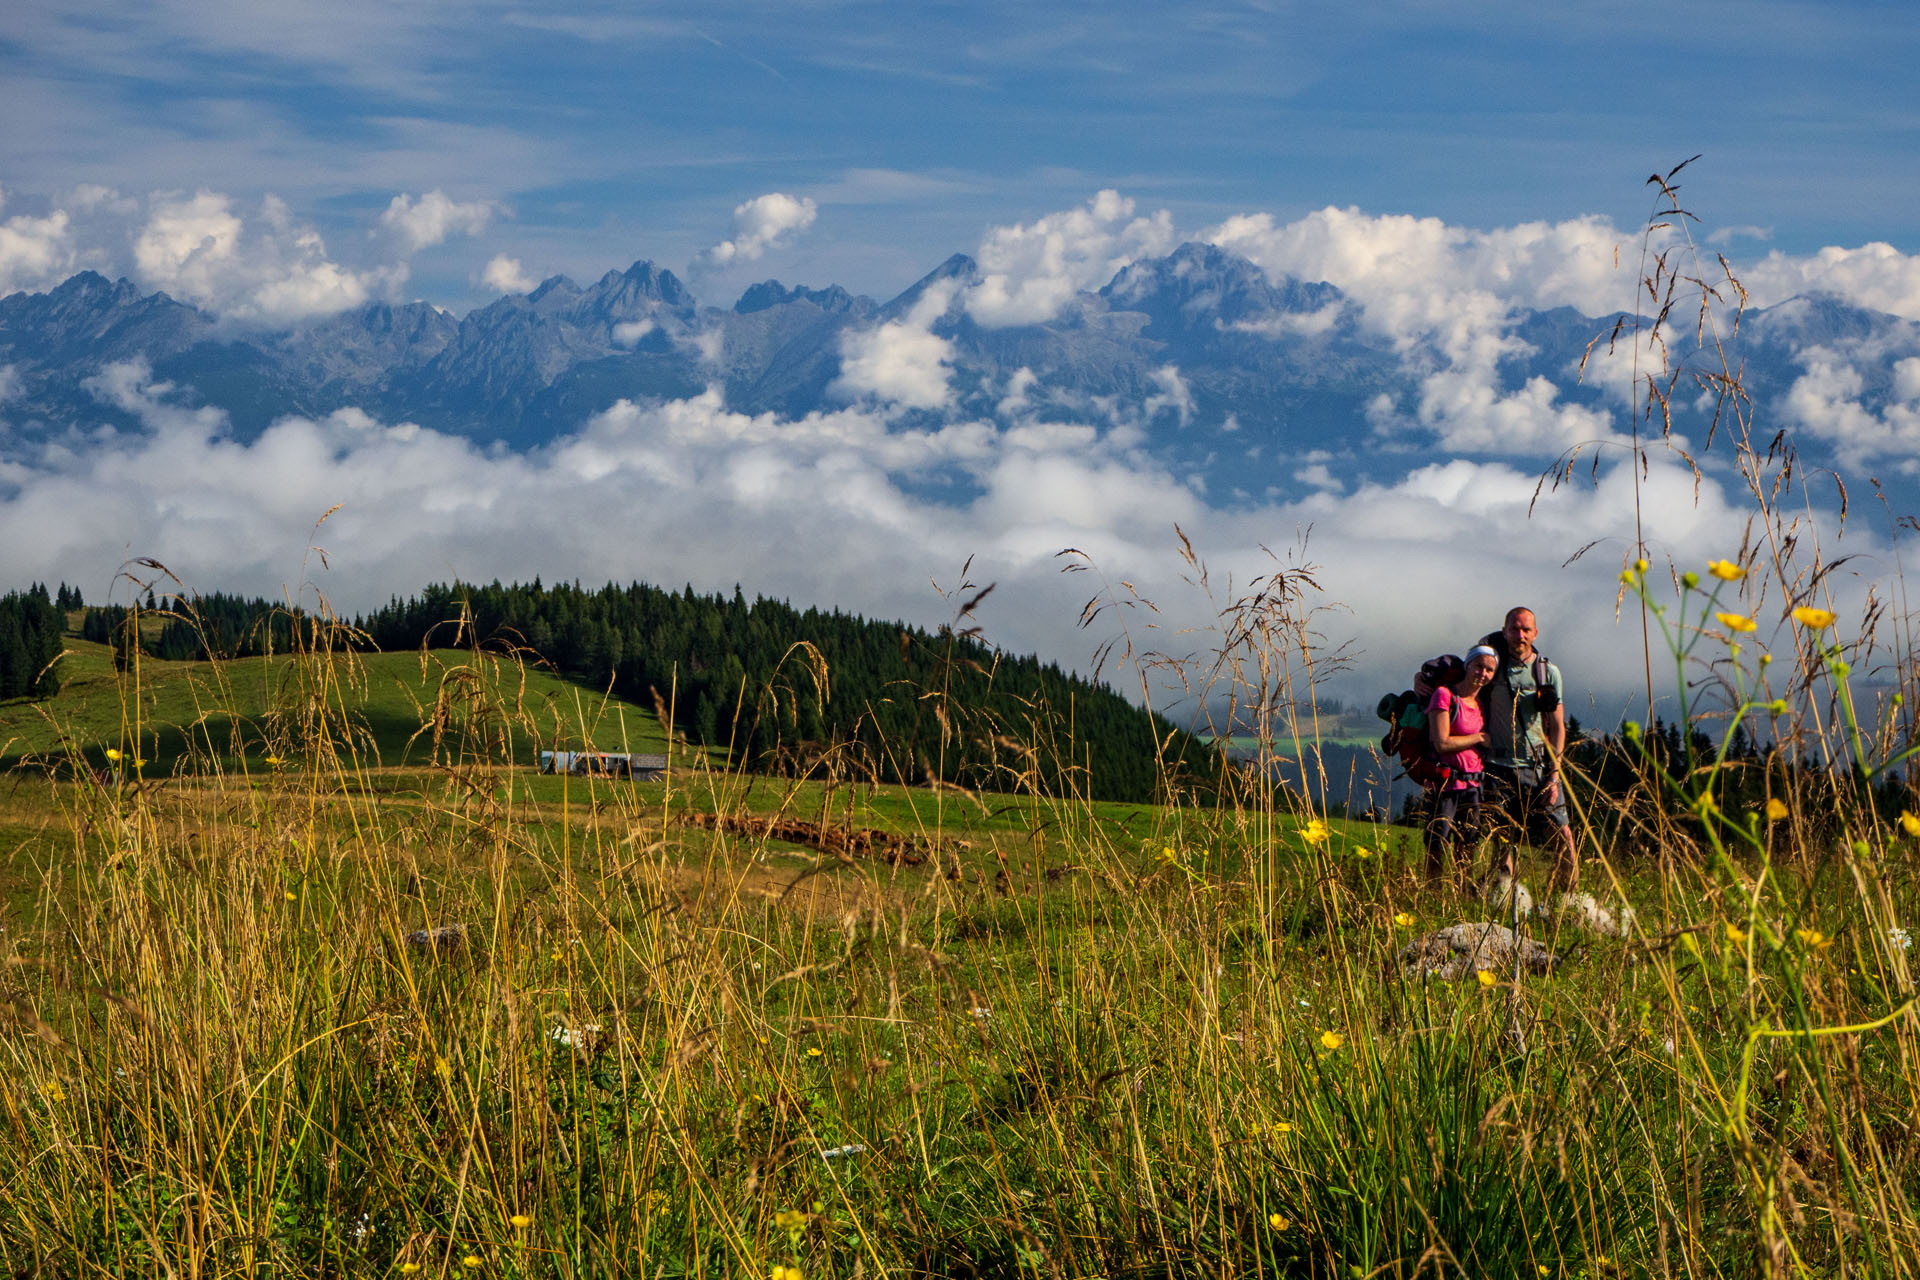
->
<box><xmin>1484</xmin><ymin>653</ymin><xmax>1565</xmax><ymax>769</ymax></box>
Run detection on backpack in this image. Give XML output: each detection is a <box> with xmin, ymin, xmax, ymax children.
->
<box><xmin>1375</xmin><ymin>654</ymin><xmax>1465</xmax><ymax>791</ymax></box>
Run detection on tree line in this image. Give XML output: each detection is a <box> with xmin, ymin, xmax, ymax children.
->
<box><xmin>59</xmin><ymin>578</ymin><xmax>1216</xmax><ymax>802</ymax></box>
<box><xmin>0</xmin><ymin>584</ymin><xmax>71</xmax><ymax>699</ymax></box>
<box><xmin>354</xmin><ymin>579</ymin><xmax>1215</xmax><ymax>802</ymax></box>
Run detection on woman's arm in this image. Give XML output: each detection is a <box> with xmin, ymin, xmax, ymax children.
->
<box><xmin>1429</xmin><ymin>693</ymin><xmax>1489</xmax><ymax>754</ymax></box>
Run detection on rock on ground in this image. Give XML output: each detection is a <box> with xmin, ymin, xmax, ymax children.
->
<box><xmin>1480</xmin><ymin>876</ymin><xmax>1638</xmax><ymax>939</ymax></box>
<box><xmin>1397</xmin><ymin>922</ymin><xmax>1561</xmax><ymax>981</ymax></box>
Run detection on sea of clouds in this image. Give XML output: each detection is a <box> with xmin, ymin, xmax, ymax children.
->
<box><xmin>1</xmin><ymin>182</ymin><xmax>1911</xmax><ymax>728</ymax></box>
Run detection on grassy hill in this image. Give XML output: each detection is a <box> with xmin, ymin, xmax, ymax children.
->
<box><xmin>0</xmin><ymin>638</ymin><xmax>675</xmax><ymax>776</ymax></box>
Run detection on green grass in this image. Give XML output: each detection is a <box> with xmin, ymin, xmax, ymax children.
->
<box><xmin>0</xmin><ymin>640</ymin><xmax>676</xmax><ymax>775</ymax></box>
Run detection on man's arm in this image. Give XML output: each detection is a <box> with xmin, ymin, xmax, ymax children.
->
<box><xmin>1542</xmin><ymin>667</ymin><xmax>1567</xmax><ymax>799</ymax></box>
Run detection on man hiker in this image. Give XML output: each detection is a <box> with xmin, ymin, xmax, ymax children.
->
<box><xmin>1480</xmin><ymin>606</ymin><xmax>1579</xmax><ymax>892</ymax></box>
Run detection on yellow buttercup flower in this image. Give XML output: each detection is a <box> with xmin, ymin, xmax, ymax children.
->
<box><xmin>1354</xmin><ymin>845</ymin><xmax>1372</xmax><ymax>859</ymax></box>
<box><xmin>1270</xmin><ymin>1120</ymin><xmax>1295</xmax><ymax>1134</ymax></box>
<box><xmin>1634</xmin><ymin>558</ymin><xmax>1649</xmax><ymax>573</ymax></box>
<box><xmin>509</xmin><ymin>1214</ymin><xmax>532</xmax><ymax>1228</ymax></box>
<box><xmin>1796</xmin><ymin>927</ymin><xmax>1833</xmax><ymax>950</ymax></box>
<box><xmin>105</xmin><ymin>748</ymin><xmax>122</xmax><ymax>762</ymax></box>
<box><xmin>1900</xmin><ymin>810</ymin><xmax>1920</xmax><ymax>838</ymax></box>
<box><xmin>1268</xmin><ymin>1213</ymin><xmax>1289</xmax><ymax>1230</ymax></box>
<box><xmin>1726</xmin><ymin>922</ymin><xmax>1748</xmax><ymax>945</ymax></box>
<box><xmin>462</xmin><ymin>1257</ymin><xmax>484</xmax><ymax>1270</ymax></box>
<box><xmin>1319</xmin><ymin>1030</ymin><xmax>1344</xmax><ymax>1050</ymax></box>
<box><xmin>1792</xmin><ymin>605</ymin><xmax>1837</xmax><ymax>629</ymax></box>
<box><xmin>1476</xmin><ymin>969</ymin><xmax>1497</xmax><ymax>987</ymax></box>
<box><xmin>1707</xmin><ymin>559</ymin><xmax>1745</xmax><ymax>581</ymax></box>
<box><xmin>399</xmin><ymin>1265</ymin><xmax>423</xmax><ymax>1275</ymax></box>
<box><xmin>1714</xmin><ymin>611</ymin><xmax>1757</xmax><ymax>633</ymax></box>
<box><xmin>1765</xmin><ymin>798</ymin><xmax>1789</xmax><ymax>822</ymax></box>
<box><xmin>806</xmin><ymin>1046</ymin><xmax>823</xmax><ymax>1057</ymax></box>
<box><xmin>1300</xmin><ymin>819</ymin><xmax>1331</xmax><ymax>847</ymax></box>
<box><xmin>1394</xmin><ymin>911</ymin><xmax>1416</xmax><ymax>927</ymax></box>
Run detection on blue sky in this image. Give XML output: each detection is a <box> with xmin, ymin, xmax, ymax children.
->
<box><xmin>5</xmin><ymin>0</ymin><xmax>1918</xmax><ymax>309</ymax></box>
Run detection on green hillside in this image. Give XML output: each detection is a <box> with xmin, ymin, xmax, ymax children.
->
<box><xmin>0</xmin><ymin>638</ymin><xmax>671</xmax><ymax>776</ymax></box>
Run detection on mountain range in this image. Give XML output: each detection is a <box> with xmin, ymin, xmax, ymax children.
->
<box><xmin>4</xmin><ymin>243</ymin><xmax>1917</xmax><ymax>507</ymax></box>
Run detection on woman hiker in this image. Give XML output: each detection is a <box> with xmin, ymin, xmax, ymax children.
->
<box><xmin>1425</xmin><ymin>644</ymin><xmax>1499</xmax><ymax>882</ymax></box>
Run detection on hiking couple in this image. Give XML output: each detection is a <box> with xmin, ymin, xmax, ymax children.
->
<box><xmin>1422</xmin><ymin>606</ymin><xmax>1577</xmax><ymax>892</ymax></box>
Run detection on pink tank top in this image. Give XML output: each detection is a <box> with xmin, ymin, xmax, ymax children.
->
<box><xmin>1428</xmin><ymin>686</ymin><xmax>1484</xmax><ymax>790</ymax></box>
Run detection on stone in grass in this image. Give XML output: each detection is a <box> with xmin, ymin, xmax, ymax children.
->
<box><xmin>405</xmin><ymin>924</ymin><xmax>470</xmax><ymax>952</ymax></box>
<box><xmin>1397</xmin><ymin>922</ymin><xmax>1560</xmax><ymax>981</ymax></box>
<box><xmin>1551</xmin><ymin>891</ymin><xmax>1636</xmax><ymax>939</ymax></box>
<box><xmin>1481</xmin><ymin>874</ymin><xmax>1536</xmax><ymax>922</ymax></box>
<box><xmin>1481</xmin><ymin>876</ymin><xmax>1637</xmax><ymax>939</ymax></box>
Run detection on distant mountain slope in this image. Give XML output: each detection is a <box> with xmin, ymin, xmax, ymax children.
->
<box><xmin>5</xmin><ymin>244</ymin><xmax>1917</xmax><ymax>503</ymax></box>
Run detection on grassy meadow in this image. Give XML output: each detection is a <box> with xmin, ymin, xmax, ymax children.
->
<box><xmin>0</xmin><ymin>584</ymin><xmax>1916</xmax><ymax>1280</ymax></box>
<box><xmin>3</xmin><ymin>202</ymin><xmax>1919</xmax><ymax>1278</ymax></box>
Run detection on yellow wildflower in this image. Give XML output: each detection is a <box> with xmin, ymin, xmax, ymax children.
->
<box><xmin>105</xmin><ymin>748</ymin><xmax>121</xmax><ymax>762</ymax></box>
<box><xmin>400</xmin><ymin>1266</ymin><xmax>423</xmax><ymax>1275</ymax></box>
<box><xmin>1271</xmin><ymin>1120</ymin><xmax>1295</xmax><ymax>1134</ymax></box>
<box><xmin>1634</xmin><ymin>558</ymin><xmax>1649</xmax><ymax>573</ymax></box>
<box><xmin>1765</xmin><ymin>798</ymin><xmax>1789</xmax><ymax>822</ymax></box>
<box><xmin>806</xmin><ymin>1046</ymin><xmax>823</xmax><ymax>1057</ymax></box>
<box><xmin>1354</xmin><ymin>845</ymin><xmax>1373</xmax><ymax>859</ymax></box>
<box><xmin>1796</xmin><ymin>928</ymin><xmax>1833</xmax><ymax>950</ymax></box>
<box><xmin>42</xmin><ymin>1081</ymin><xmax>66</xmax><ymax>1104</ymax></box>
<box><xmin>284</xmin><ymin>890</ymin><xmax>297</xmax><ymax>901</ymax></box>
<box><xmin>264</xmin><ymin>755</ymin><xmax>284</xmax><ymax>766</ymax></box>
<box><xmin>1726</xmin><ymin>922</ymin><xmax>1748</xmax><ymax>945</ymax></box>
<box><xmin>1714</xmin><ymin>611</ymin><xmax>1757</xmax><ymax>633</ymax></box>
<box><xmin>1900</xmin><ymin>810</ymin><xmax>1920</xmax><ymax>838</ymax></box>
<box><xmin>1319</xmin><ymin>1030</ymin><xmax>1344</xmax><ymax>1050</ymax></box>
<box><xmin>1300</xmin><ymin>819</ymin><xmax>1331</xmax><ymax>847</ymax></box>
<box><xmin>1792</xmin><ymin>605</ymin><xmax>1837</xmax><ymax>629</ymax></box>
<box><xmin>1268</xmin><ymin>1213</ymin><xmax>1290</xmax><ymax>1230</ymax></box>
<box><xmin>1707</xmin><ymin>559</ymin><xmax>1745</xmax><ymax>581</ymax></box>
<box><xmin>1394</xmin><ymin>911</ymin><xmax>1416</xmax><ymax>927</ymax></box>
<box><xmin>462</xmin><ymin>1257</ymin><xmax>484</xmax><ymax>1270</ymax></box>
<box><xmin>509</xmin><ymin>1214</ymin><xmax>532</xmax><ymax>1228</ymax></box>
<box><xmin>1476</xmin><ymin>969</ymin><xmax>1497</xmax><ymax>987</ymax></box>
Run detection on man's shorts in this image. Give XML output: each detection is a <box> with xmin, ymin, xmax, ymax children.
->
<box><xmin>1483</xmin><ymin>762</ymin><xmax>1570</xmax><ymax>846</ymax></box>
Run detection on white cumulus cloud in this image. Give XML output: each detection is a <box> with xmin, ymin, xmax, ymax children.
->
<box><xmin>377</xmin><ymin>190</ymin><xmax>495</xmax><ymax>254</ymax></box>
<box><xmin>1781</xmin><ymin>351</ymin><xmax>1920</xmax><ymax>470</ymax></box>
<box><xmin>702</xmin><ymin>192</ymin><xmax>818</xmax><ymax>266</ymax></box>
<box><xmin>0</xmin><ymin>206</ymin><xmax>77</xmax><ymax>296</ymax></box>
<box><xmin>481</xmin><ymin>253</ymin><xmax>537</xmax><ymax>294</ymax></box>
<box><xmin>831</xmin><ymin>280</ymin><xmax>958</xmax><ymax>409</ymax></box>
<box><xmin>133</xmin><ymin>192</ymin><xmax>402</xmax><ymax>325</ymax></box>
<box><xmin>1742</xmin><ymin>243</ymin><xmax>1920</xmax><ymax>321</ymax></box>
<box><xmin>965</xmin><ymin>189</ymin><xmax>1176</xmax><ymax>327</ymax></box>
